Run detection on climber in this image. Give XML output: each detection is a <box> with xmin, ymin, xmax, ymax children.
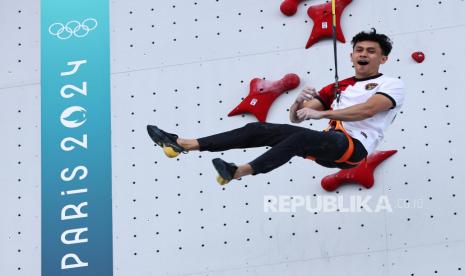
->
<box><xmin>147</xmin><ymin>29</ymin><xmax>405</xmax><ymax>185</ymax></box>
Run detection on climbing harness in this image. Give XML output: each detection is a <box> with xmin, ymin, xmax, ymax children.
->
<box><xmin>306</xmin><ymin>120</ymin><xmax>362</xmax><ymax>165</ymax></box>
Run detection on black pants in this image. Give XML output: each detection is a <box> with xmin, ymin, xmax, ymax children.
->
<box><xmin>197</xmin><ymin>122</ymin><xmax>368</xmax><ymax>174</ymax></box>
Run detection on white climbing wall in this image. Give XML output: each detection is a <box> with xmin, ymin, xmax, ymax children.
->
<box><xmin>1</xmin><ymin>0</ymin><xmax>465</xmax><ymax>275</ymax></box>
<box><xmin>0</xmin><ymin>0</ymin><xmax>41</xmax><ymax>274</ymax></box>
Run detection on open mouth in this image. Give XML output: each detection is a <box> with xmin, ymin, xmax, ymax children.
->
<box><xmin>357</xmin><ymin>60</ymin><xmax>369</xmax><ymax>66</ymax></box>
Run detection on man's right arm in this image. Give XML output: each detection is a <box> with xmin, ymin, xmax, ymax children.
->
<box><xmin>290</xmin><ymin>98</ymin><xmax>325</xmax><ymax>123</ymax></box>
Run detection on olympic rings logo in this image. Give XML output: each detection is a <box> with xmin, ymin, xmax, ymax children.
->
<box><xmin>48</xmin><ymin>18</ymin><xmax>98</xmax><ymax>40</ymax></box>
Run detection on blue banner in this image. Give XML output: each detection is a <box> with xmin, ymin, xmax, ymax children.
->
<box><xmin>41</xmin><ymin>0</ymin><xmax>112</xmax><ymax>275</ymax></box>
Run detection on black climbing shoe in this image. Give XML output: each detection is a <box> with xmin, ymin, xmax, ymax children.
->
<box><xmin>212</xmin><ymin>158</ymin><xmax>238</xmax><ymax>185</ymax></box>
<box><xmin>146</xmin><ymin>125</ymin><xmax>187</xmax><ymax>157</ymax></box>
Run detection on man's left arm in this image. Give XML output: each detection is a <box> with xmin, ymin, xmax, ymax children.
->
<box><xmin>296</xmin><ymin>94</ymin><xmax>394</xmax><ymax>121</ymax></box>
<box><xmin>321</xmin><ymin>94</ymin><xmax>394</xmax><ymax>121</ymax></box>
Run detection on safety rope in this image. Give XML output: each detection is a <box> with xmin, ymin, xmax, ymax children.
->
<box><xmin>331</xmin><ymin>0</ymin><xmax>341</xmax><ymax>105</ymax></box>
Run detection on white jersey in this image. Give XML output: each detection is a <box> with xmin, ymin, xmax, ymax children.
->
<box><xmin>316</xmin><ymin>74</ymin><xmax>406</xmax><ymax>154</ymax></box>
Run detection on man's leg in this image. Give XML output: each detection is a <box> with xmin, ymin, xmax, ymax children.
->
<box><xmin>315</xmin><ymin>137</ymin><xmax>368</xmax><ymax>169</ymax></box>
<box><xmin>176</xmin><ymin>122</ymin><xmax>308</xmax><ymax>182</ymax></box>
<box><xmin>238</xmin><ymin>129</ymin><xmax>350</xmax><ymax>177</ymax></box>
<box><xmin>176</xmin><ymin>138</ymin><xmax>200</xmax><ymax>151</ymax></box>
<box><xmin>177</xmin><ymin>122</ymin><xmax>307</xmax><ymax>152</ymax></box>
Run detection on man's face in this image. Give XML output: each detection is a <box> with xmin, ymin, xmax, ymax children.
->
<box><xmin>350</xmin><ymin>41</ymin><xmax>388</xmax><ymax>77</ymax></box>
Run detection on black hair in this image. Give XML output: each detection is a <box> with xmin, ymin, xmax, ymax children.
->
<box><xmin>351</xmin><ymin>28</ymin><xmax>392</xmax><ymax>56</ymax></box>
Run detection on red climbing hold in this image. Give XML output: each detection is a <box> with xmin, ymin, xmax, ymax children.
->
<box><xmin>411</xmin><ymin>51</ymin><xmax>425</xmax><ymax>63</ymax></box>
<box><xmin>305</xmin><ymin>0</ymin><xmax>352</xmax><ymax>49</ymax></box>
<box><xmin>228</xmin><ymin>73</ymin><xmax>300</xmax><ymax>122</ymax></box>
<box><xmin>280</xmin><ymin>0</ymin><xmax>305</xmax><ymax>16</ymax></box>
<box><xmin>321</xmin><ymin>150</ymin><xmax>397</xmax><ymax>192</ymax></box>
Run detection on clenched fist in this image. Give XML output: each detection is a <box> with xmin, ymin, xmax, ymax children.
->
<box><xmin>295</xmin><ymin>86</ymin><xmax>318</xmax><ymax>104</ymax></box>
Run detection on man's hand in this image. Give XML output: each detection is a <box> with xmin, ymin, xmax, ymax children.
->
<box><xmin>295</xmin><ymin>86</ymin><xmax>318</xmax><ymax>104</ymax></box>
<box><xmin>296</xmin><ymin>107</ymin><xmax>324</xmax><ymax>120</ymax></box>
<box><xmin>289</xmin><ymin>86</ymin><xmax>324</xmax><ymax>123</ymax></box>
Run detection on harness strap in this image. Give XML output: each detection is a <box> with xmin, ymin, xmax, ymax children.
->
<box><xmin>307</xmin><ymin>120</ymin><xmax>363</xmax><ymax>166</ymax></box>
<box><xmin>331</xmin><ymin>120</ymin><xmax>356</xmax><ymax>164</ymax></box>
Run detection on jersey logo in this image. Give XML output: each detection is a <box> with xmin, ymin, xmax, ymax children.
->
<box><xmin>360</xmin><ymin>131</ymin><xmax>368</xmax><ymax>139</ymax></box>
<box><xmin>365</xmin><ymin>83</ymin><xmax>379</xmax><ymax>90</ymax></box>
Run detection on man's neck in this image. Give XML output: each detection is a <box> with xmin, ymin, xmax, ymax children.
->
<box><xmin>355</xmin><ymin>71</ymin><xmax>381</xmax><ymax>80</ymax></box>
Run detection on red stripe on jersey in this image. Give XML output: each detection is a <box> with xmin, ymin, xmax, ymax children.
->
<box><xmin>317</xmin><ymin>77</ymin><xmax>357</xmax><ymax>110</ymax></box>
